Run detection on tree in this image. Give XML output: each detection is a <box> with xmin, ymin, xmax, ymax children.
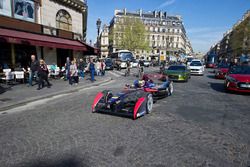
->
<box><xmin>229</xmin><ymin>15</ymin><xmax>250</xmax><ymax>55</ymax></box>
<box><xmin>109</xmin><ymin>17</ymin><xmax>149</xmax><ymax>52</ymax></box>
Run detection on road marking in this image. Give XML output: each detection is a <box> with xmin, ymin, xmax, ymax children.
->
<box><xmin>1</xmin><ymin>80</ymin><xmax>115</xmax><ymax>115</ymax></box>
<box><xmin>108</xmin><ymin>71</ymin><xmax>121</xmax><ymax>77</ymax></box>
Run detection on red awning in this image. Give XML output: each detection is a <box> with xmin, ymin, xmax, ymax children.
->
<box><xmin>0</xmin><ymin>28</ymin><xmax>88</xmax><ymax>51</ymax></box>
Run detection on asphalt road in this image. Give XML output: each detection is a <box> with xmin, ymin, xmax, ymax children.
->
<box><xmin>0</xmin><ymin>67</ymin><xmax>249</xmax><ymax>167</ymax></box>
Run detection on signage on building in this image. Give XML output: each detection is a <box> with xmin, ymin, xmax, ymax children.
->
<box><xmin>0</xmin><ymin>0</ymin><xmax>11</xmax><ymax>16</ymax></box>
<box><xmin>14</xmin><ymin>0</ymin><xmax>35</xmax><ymax>22</ymax></box>
<box><xmin>160</xmin><ymin>55</ymin><xmax>166</xmax><ymax>61</ymax></box>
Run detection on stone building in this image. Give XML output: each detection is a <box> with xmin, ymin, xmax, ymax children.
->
<box><xmin>0</xmin><ymin>0</ymin><xmax>96</xmax><ymax>69</ymax></box>
<box><xmin>208</xmin><ymin>10</ymin><xmax>250</xmax><ymax>61</ymax></box>
<box><xmin>100</xmin><ymin>24</ymin><xmax>109</xmax><ymax>58</ymax></box>
<box><xmin>108</xmin><ymin>9</ymin><xmax>193</xmax><ymax>60</ymax></box>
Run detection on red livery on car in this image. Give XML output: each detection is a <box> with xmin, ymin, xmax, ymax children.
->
<box><xmin>225</xmin><ymin>64</ymin><xmax>250</xmax><ymax>93</ymax></box>
<box><xmin>215</xmin><ymin>63</ymin><xmax>230</xmax><ymax>79</ymax></box>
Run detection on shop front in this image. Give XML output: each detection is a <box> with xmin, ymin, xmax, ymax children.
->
<box><xmin>0</xmin><ymin>27</ymin><xmax>97</xmax><ymax>69</ymax></box>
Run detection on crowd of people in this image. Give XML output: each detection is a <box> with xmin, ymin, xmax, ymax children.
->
<box><xmin>0</xmin><ymin>54</ymin><xmax>107</xmax><ymax>90</ymax></box>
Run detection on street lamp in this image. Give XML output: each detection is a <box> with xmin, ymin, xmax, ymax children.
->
<box><xmin>96</xmin><ymin>18</ymin><xmax>102</xmax><ymax>56</ymax></box>
<box><xmin>96</xmin><ymin>18</ymin><xmax>102</xmax><ymax>37</ymax></box>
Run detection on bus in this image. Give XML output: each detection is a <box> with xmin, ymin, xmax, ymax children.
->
<box><xmin>110</xmin><ymin>50</ymin><xmax>135</xmax><ymax>69</ymax></box>
<box><xmin>206</xmin><ymin>53</ymin><xmax>218</xmax><ymax>68</ymax></box>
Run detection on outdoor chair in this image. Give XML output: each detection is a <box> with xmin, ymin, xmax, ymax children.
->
<box><xmin>14</xmin><ymin>71</ymin><xmax>25</xmax><ymax>83</ymax></box>
<box><xmin>50</xmin><ymin>67</ymin><xmax>60</xmax><ymax>79</ymax></box>
<box><xmin>1</xmin><ymin>69</ymin><xmax>14</xmax><ymax>84</ymax></box>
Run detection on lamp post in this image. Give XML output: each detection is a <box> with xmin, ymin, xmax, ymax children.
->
<box><xmin>96</xmin><ymin>18</ymin><xmax>101</xmax><ymax>46</ymax></box>
<box><xmin>96</xmin><ymin>18</ymin><xmax>102</xmax><ymax>56</ymax></box>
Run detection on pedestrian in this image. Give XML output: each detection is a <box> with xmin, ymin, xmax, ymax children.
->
<box><xmin>96</xmin><ymin>60</ymin><xmax>101</xmax><ymax>76</ymax></box>
<box><xmin>88</xmin><ymin>58</ymin><xmax>95</xmax><ymax>82</ymax></box>
<box><xmin>28</xmin><ymin>54</ymin><xmax>39</xmax><ymax>86</ymax></box>
<box><xmin>78</xmin><ymin>58</ymin><xmax>85</xmax><ymax>79</ymax></box>
<box><xmin>69</xmin><ymin>60</ymin><xmax>79</xmax><ymax>85</ymax></box>
<box><xmin>37</xmin><ymin>59</ymin><xmax>51</xmax><ymax>90</ymax></box>
<box><xmin>65</xmin><ymin>57</ymin><xmax>71</xmax><ymax>81</ymax></box>
<box><xmin>100</xmin><ymin>59</ymin><xmax>106</xmax><ymax>76</ymax></box>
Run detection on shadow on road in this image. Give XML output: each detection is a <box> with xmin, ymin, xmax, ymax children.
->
<box><xmin>207</xmin><ymin>75</ymin><xmax>216</xmax><ymax>79</ymax></box>
<box><xmin>209</xmin><ymin>82</ymin><xmax>250</xmax><ymax>96</ymax></box>
<box><xmin>18</xmin><ymin>155</ymin><xmax>90</xmax><ymax>167</ymax></box>
<box><xmin>209</xmin><ymin>82</ymin><xmax>226</xmax><ymax>93</ymax></box>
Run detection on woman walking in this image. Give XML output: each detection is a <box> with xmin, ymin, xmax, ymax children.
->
<box><xmin>69</xmin><ymin>60</ymin><xmax>79</xmax><ymax>85</ymax></box>
<box><xmin>37</xmin><ymin>59</ymin><xmax>51</xmax><ymax>90</ymax></box>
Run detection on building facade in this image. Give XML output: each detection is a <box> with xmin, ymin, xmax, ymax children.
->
<box><xmin>208</xmin><ymin>10</ymin><xmax>250</xmax><ymax>61</ymax></box>
<box><xmin>100</xmin><ymin>24</ymin><xmax>109</xmax><ymax>58</ymax></box>
<box><xmin>0</xmin><ymin>0</ymin><xmax>95</xmax><ymax>69</ymax></box>
<box><xmin>108</xmin><ymin>9</ymin><xmax>193</xmax><ymax>60</ymax></box>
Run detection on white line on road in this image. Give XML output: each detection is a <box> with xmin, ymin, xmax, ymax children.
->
<box><xmin>107</xmin><ymin>71</ymin><xmax>121</xmax><ymax>77</ymax></box>
<box><xmin>1</xmin><ymin>79</ymin><xmax>115</xmax><ymax>115</ymax></box>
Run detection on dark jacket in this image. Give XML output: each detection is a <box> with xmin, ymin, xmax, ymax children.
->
<box><xmin>78</xmin><ymin>61</ymin><xmax>85</xmax><ymax>71</ymax></box>
<box><xmin>30</xmin><ymin>60</ymin><xmax>39</xmax><ymax>72</ymax></box>
<box><xmin>38</xmin><ymin>64</ymin><xmax>49</xmax><ymax>77</ymax></box>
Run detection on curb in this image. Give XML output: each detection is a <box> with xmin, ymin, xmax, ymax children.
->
<box><xmin>0</xmin><ymin>77</ymin><xmax>113</xmax><ymax>112</ymax></box>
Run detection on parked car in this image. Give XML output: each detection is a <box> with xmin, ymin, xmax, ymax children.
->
<box><xmin>105</xmin><ymin>59</ymin><xmax>114</xmax><ymax>70</ymax></box>
<box><xmin>186</xmin><ymin>57</ymin><xmax>194</xmax><ymax>66</ymax></box>
<box><xmin>189</xmin><ymin>61</ymin><xmax>204</xmax><ymax>75</ymax></box>
<box><xmin>143</xmin><ymin>61</ymin><xmax>151</xmax><ymax>67</ymax></box>
<box><xmin>215</xmin><ymin>63</ymin><xmax>230</xmax><ymax>79</ymax></box>
<box><xmin>132</xmin><ymin>60</ymin><xmax>139</xmax><ymax>68</ymax></box>
<box><xmin>163</xmin><ymin>65</ymin><xmax>191</xmax><ymax>82</ymax></box>
<box><xmin>224</xmin><ymin>64</ymin><xmax>250</xmax><ymax>93</ymax></box>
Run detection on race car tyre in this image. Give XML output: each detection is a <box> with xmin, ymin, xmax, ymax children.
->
<box><xmin>167</xmin><ymin>81</ymin><xmax>174</xmax><ymax>96</ymax></box>
<box><xmin>146</xmin><ymin>94</ymin><xmax>153</xmax><ymax>114</ymax></box>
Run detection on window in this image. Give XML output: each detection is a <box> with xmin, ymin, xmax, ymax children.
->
<box><xmin>13</xmin><ymin>0</ymin><xmax>35</xmax><ymax>22</ymax></box>
<box><xmin>56</xmin><ymin>9</ymin><xmax>72</xmax><ymax>31</ymax></box>
<box><xmin>0</xmin><ymin>0</ymin><xmax>11</xmax><ymax>16</ymax></box>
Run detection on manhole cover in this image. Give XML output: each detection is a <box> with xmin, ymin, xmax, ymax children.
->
<box><xmin>0</xmin><ymin>98</ymin><xmax>12</xmax><ymax>102</ymax></box>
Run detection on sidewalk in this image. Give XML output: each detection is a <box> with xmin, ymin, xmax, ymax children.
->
<box><xmin>0</xmin><ymin>76</ymin><xmax>112</xmax><ymax>112</ymax></box>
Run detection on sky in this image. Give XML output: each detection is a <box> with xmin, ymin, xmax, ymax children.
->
<box><xmin>86</xmin><ymin>0</ymin><xmax>250</xmax><ymax>53</ymax></box>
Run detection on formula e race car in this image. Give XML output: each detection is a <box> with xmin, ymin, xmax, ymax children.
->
<box><xmin>92</xmin><ymin>89</ymin><xmax>153</xmax><ymax>120</ymax></box>
<box><xmin>126</xmin><ymin>74</ymin><xmax>173</xmax><ymax>100</ymax></box>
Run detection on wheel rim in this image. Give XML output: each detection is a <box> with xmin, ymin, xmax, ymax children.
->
<box><xmin>169</xmin><ymin>82</ymin><xmax>173</xmax><ymax>95</ymax></box>
<box><xmin>147</xmin><ymin>94</ymin><xmax>153</xmax><ymax>113</ymax></box>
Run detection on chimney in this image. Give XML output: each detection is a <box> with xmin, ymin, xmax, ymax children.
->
<box><xmin>164</xmin><ymin>12</ymin><xmax>167</xmax><ymax>18</ymax></box>
<box><xmin>139</xmin><ymin>9</ymin><xmax>143</xmax><ymax>17</ymax></box>
<box><xmin>124</xmin><ymin>8</ymin><xmax>127</xmax><ymax>15</ymax></box>
<box><xmin>159</xmin><ymin>11</ymin><xmax>162</xmax><ymax>18</ymax></box>
<box><xmin>153</xmin><ymin>11</ymin><xmax>157</xmax><ymax>18</ymax></box>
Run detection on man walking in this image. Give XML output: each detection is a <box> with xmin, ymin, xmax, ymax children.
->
<box><xmin>89</xmin><ymin>59</ymin><xmax>95</xmax><ymax>82</ymax></box>
<box><xmin>28</xmin><ymin>54</ymin><xmax>39</xmax><ymax>86</ymax></box>
<box><xmin>65</xmin><ymin>57</ymin><xmax>71</xmax><ymax>81</ymax></box>
<box><xmin>78</xmin><ymin>58</ymin><xmax>85</xmax><ymax>79</ymax></box>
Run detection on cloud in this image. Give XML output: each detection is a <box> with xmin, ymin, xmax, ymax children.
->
<box><xmin>157</xmin><ymin>0</ymin><xmax>176</xmax><ymax>9</ymax></box>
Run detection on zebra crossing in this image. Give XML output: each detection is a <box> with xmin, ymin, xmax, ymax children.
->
<box><xmin>107</xmin><ymin>66</ymin><xmax>158</xmax><ymax>78</ymax></box>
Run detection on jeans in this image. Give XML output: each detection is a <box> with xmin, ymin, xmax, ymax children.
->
<box><xmin>65</xmin><ymin>69</ymin><xmax>70</xmax><ymax>80</ymax></box>
<box><xmin>91</xmin><ymin>70</ymin><xmax>95</xmax><ymax>81</ymax></box>
<box><xmin>101</xmin><ymin>70</ymin><xmax>105</xmax><ymax>76</ymax></box>
<box><xmin>96</xmin><ymin>69</ymin><xmax>101</xmax><ymax>76</ymax></box>
<box><xmin>79</xmin><ymin>70</ymin><xmax>84</xmax><ymax>78</ymax></box>
<box><xmin>29</xmin><ymin>71</ymin><xmax>37</xmax><ymax>86</ymax></box>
